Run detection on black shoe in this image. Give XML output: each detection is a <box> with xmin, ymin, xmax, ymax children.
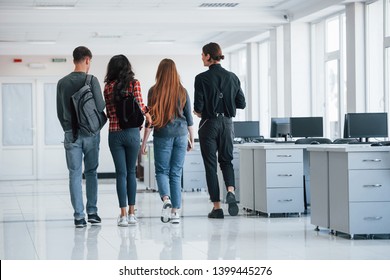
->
<box><xmin>226</xmin><ymin>192</ymin><xmax>239</xmax><ymax>216</ymax></box>
<box><xmin>74</xmin><ymin>218</ymin><xmax>87</xmax><ymax>228</ymax></box>
<box><xmin>87</xmin><ymin>213</ymin><xmax>101</xmax><ymax>225</ymax></box>
<box><xmin>208</xmin><ymin>208</ymin><xmax>224</xmax><ymax>219</ymax></box>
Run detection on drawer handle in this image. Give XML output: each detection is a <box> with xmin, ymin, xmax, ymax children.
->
<box><xmin>362</xmin><ymin>159</ymin><xmax>382</xmax><ymax>162</ymax></box>
<box><xmin>278</xmin><ymin>174</ymin><xmax>293</xmax><ymax>177</ymax></box>
<box><xmin>277</xmin><ymin>155</ymin><xmax>292</xmax><ymax>157</ymax></box>
<box><xmin>363</xmin><ymin>184</ymin><xmax>382</xmax><ymax>188</ymax></box>
<box><xmin>277</xmin><ymin>199</ymin><xmax>293</xmax><ymax>202</ymax></box>
<box><xmin>363</xmin><ymin>216</ymin><xmax>383</xmax><ymax>221</ymax></box>
<box><xmin>190</xmin><ymin>162</ymin><xmax>201</xmax><ymax>165</ymax></box>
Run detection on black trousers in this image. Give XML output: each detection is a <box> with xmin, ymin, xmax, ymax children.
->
<box><xmin>198</xmin><ymin>116</ymin><xmax>235</xmax><ymax>203</ymax></box>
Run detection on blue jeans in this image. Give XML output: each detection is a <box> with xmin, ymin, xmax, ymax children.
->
<box><xmin>64</xmin><ymin>131</ymin><xmax>100</xmax><ymax>220</ymax></box>
<box><xmin>109</xmin><ymin>128</ymin><xmax>140</xmax><ymax>208</ymax></box>
<box><xmin>153</xmin><ymin>135</ymin><xmax>187</xmax><ymax>209</ymax></box>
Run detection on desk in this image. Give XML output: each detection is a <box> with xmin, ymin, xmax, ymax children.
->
<box><xmin>308</xmin><ymin>145</ymin><xmax>390</xmax><ymax>238</ymax></box>
<box><xmin>239</xmin><ymin>143</ymin><xmax>305</xmax><ymax>216</ymax></box>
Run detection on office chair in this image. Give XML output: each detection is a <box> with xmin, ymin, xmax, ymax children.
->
<box><xmin>294</xmin><ymin>137</ymin><xmax>332</xmax><ymax>145</ymax></box>
<box><xmin>332</xmin><ymin>138</ymin><xmax>359</xmax><ymax>144</ymax></box>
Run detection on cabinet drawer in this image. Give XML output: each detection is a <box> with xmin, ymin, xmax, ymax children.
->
<box><xmin>183</xmin><ymin>154</ymin><xmax>204</xmax><ymax>171</ymax></box>
<box><xmin>266</xmin><ymin>149</ymin><xmax>303</xmax><ymax>163</ymax></box>
<box><xmin>263</xmin><ymin>188</ymin><xmax>304</xmax><ymax>213</ymax></box>
<box><xmin>348</xmin><ymin>152</ymin><xmax>390</xmax><ymax>170</ymax></box>
<box><xmin>349</xmin><ymin>202</ymin><xmax>390</xmax><ymax>234</ymax></box>
<box><xmin>183</xmin><ymin>171</ymin><xmax>207</xmax><ymax>189</ymax></box>
<box><xmin>266</xmin><ymin>163</ymin><xmax>303</xmax><ymax>187</ymax></box>
<box><xmin>349</xmin><ymin>170</ymin><xmax>390</xmax><ymax>202</ymax></box>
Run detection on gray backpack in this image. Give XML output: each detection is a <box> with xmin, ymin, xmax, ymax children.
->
<box><xmin>71</xmin><ymin>75</ymin><xmax>107</xmax><ymax>138</ymax></box>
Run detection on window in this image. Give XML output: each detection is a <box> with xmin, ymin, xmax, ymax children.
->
<box><xmin>227</xmin><ymin>48</ymin><xmax>247</xmax><ymax>121</ymax></box>
<box><xmin>326</xmin><ymin>17</ymin><xmax>340</xmax><ymax>53</ymax></box>
<box><xmin>366</xmin><ymin>0</ymin><xmax>385</xmax><ymax>112</ymax></box>
<box><xmin>387</xmin><ymin>0</ymin><xmax>390</xmax><ymax>37</ymax></box>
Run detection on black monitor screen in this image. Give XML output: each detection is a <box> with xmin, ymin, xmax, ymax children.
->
<box><xmin>233</xmin><ymin>121</ymin><xmax>260</xmax><ymax>139</ymax></box>
<box><xmin>270</xmin><ymin>118</ymin><xmax>290</xmax><ymax>138</ymax></box>
<box><xmin>290</xmin><ymin>117</ymin><xmax>323</xmax><ymax>138</ymax></box>
<box><xmin>345</xmin><ymin>112</ymin><xmax>388</xmax><ymax>139</ymax></box>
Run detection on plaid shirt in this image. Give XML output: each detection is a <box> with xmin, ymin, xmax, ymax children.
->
<box><xmin>104</xmin><ymin>80</ymin><xmax>148</xmax><ymax>132</ymax></box>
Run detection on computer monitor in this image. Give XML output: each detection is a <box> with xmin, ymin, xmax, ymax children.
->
<box><xmin>344</xmin><ymin>112</ymin><xmax>388</xmax><ymax>141</ymax></box>
<box><xmin>290</xmin><ymin>117</ymin><xmax>323</xmax><ymax>138</ymax></box>
<box><xmin>233</xmin><ymin>121</ymin><xmax>260</xmax><ymax>141</ymax></box>
<box><xmin>270</xmin><ymin>118</ymin><xmax>290</xmax><ymax>141</ymax></box>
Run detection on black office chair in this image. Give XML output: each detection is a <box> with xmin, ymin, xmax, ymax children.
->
<box><xmin>332</xmin><ymin>138</ymin><xmax>359</xmax><ymax>144</ymax></box>
<box><xmin>294</xmin><ymin>137</ymin><xmax>332</xmax><ymax>145</ymax></box>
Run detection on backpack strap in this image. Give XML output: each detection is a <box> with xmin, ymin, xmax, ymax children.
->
<box><xmin>85</xmin><ymin>74</ymin><xmax>93</xmax><ymax>86</ymax></box>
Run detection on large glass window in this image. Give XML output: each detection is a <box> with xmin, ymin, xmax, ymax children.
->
<box><xmin>387</xmin><ymin>0</ymin><xmax>390</xmax><ymax>36</ymax></box>
<box><xmin>228</xmin><ymin>48</ymin><xmax>247</xmax><ymax>121</ymax></box>
<box><xmin>326</xmin><ymin>17</ymin><xmax>340</xmax><ymax>53</ymax></box>
<box><xmin>366</xmin><ymin>0</ymin><xmax>385</xmax><ymax>112</ymax></box>
<box><xmin>324</xmin><ymin>15</ymin><xmax>343</xmax><ymax>138</ymax></box>
<box><xmin>325</xmin><ymin>60</ymin><xmax>340</xmax><ymax>139</ymax></box>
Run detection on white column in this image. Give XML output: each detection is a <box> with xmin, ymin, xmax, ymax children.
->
<box><xmin>269</xmin><ymin>26</ymin><xmax>285</xmax><ymax>117</ymax></box>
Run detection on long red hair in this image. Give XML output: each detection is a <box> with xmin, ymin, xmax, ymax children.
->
<box><xmin>149</xmin><ymin>59</ymin><xmax>186</xmax><ymax>129</ymax></box>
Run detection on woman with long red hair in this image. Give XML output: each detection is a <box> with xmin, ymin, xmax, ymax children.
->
<box><xmin>141</xmin><ymin>58</ymin><xmax>195</xmax><ymax>224</ymax></box>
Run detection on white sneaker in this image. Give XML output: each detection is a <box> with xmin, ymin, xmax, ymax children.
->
<box><xmin>170</xmin><ymin>212</ymin><xmax>180</xmax><ymax>224</ymax></box>
<box><xmin>161</xmin><ymin>199</ymin><xmax>172</xmax><ymax>223</ymax></box>
<box><xmin>117</xmin><ymin>215</ymin><xmax>128</xmax><ymax>227</ymax></box>
<box><xmin>128</xmin><ymin>214</ymin><xmax>138</xmax><ymax>225</ymax></box>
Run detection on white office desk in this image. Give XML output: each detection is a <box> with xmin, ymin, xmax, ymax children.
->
<box><xmin>308</xmin><ymin>144</ymin><xmax>390</xmax><ymax>238</ymax></box>
<box><xmin>239</xmin><ymin>143</ymin><xmax>305</xmax><ymax>216</ymax></box>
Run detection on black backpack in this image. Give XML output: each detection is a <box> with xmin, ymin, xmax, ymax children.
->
<box><xmin>114</xmin><ymin>81</ymin><xmax>144</xmax><ymax>129</ymax></box>
<box><xmin>71</xmin><ymin>75</ymin><xmax>107</xmax><ymax>137</ymax></box>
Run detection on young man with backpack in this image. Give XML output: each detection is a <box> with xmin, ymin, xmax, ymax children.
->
<box><xmin>57</xmin><ymin>46</ymin><xmax>106</xmax><ymax>228</ymax></box>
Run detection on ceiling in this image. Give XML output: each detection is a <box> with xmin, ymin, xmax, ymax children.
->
<box><xmin>0</xmin><ymin>0</ymin><xmax>350</xmax><ymax>56</ymax></box>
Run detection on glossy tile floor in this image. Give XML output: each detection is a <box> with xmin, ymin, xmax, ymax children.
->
<box><xmin>1</xmin><ymin>179</ymin><xmax>390</xmax><ymax>260</ymax></box>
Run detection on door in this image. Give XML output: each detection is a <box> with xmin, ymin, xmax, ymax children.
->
<box><xmin>0</xmin><ymin>77</ymin><xmax>67</xmax><ymax>180</ymax></box>
<box><xmin>0</xmin><ymin>78</ymin><xmax>37</xmax><ymax>179</ymax></box>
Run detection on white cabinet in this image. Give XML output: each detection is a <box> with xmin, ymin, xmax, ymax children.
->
<box><xmin>239</xmin><ymin>144</ymin><xmax>305</xmax><ymax>215</ymax></box>
<box><xmin>329</xmin><ymin>148</ymin><xmax>390</xmax><ymax>238</ymax></box>
<box><xmin>254</xmin><ymin>147</ymin><xmax>304</xmax><ymax>216</ymax></box>
<box><xmin>182</xmin><ymin>144</ymin><xmax>206</xmax><ymax>191</ymax></box>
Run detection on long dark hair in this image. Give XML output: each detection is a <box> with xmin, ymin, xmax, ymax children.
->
<box><xmin>104</xmin><ymin>54</ymin><xmax>135</xmax><ymax>93</ymax></box>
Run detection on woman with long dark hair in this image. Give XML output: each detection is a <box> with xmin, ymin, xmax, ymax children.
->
<box><xmin>104</xmin><ymin>54</ymin><xmax>151</xmax><ymax>227</ymax></box>
<box><xmin>141</xmin><ymin>58</ymin><xmax>194</xmax><ymax>224</ymax></box>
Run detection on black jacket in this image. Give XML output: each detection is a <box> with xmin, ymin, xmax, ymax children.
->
<box><xmin>194</xmin><ymin>64</ymin><xmax>246</xmax><ymax>119</ymax></box>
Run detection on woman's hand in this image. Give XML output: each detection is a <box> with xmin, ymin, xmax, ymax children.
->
<box><xmin>140</xmin><ymin>141</ymin><xmax>148</xmax><ymax>155</ymax></box>
<box><xmin>145</xmin><ymin>112</ymin><xmax>153</xmax><ymax>127</ymax></box>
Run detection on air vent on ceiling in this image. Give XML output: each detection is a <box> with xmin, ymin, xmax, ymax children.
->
<box><xmin>199</xmin><ymin>3</ymin><xmax>239</xmax><ymax>8</ymax></box>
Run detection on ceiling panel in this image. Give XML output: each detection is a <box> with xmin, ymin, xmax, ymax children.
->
<box><xmin>0</xmin><ymin>0</ymin><xmax>348</xmax><ymax>55</ymax></box>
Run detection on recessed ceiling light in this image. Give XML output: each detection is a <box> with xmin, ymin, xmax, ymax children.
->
<box><xmin>28</xmin><ymin>40</ymin><xmax>56</xmax><ymax>45</ymax></box>
<box><xmin>147</xmin><ymin>40</ymin><xmax>175</xmax><ymax>45</ymax></box>
<box><xmin>34</xmin><ymin>2</ymin><xmax>76</xmax><ymax>9</ymax></box>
